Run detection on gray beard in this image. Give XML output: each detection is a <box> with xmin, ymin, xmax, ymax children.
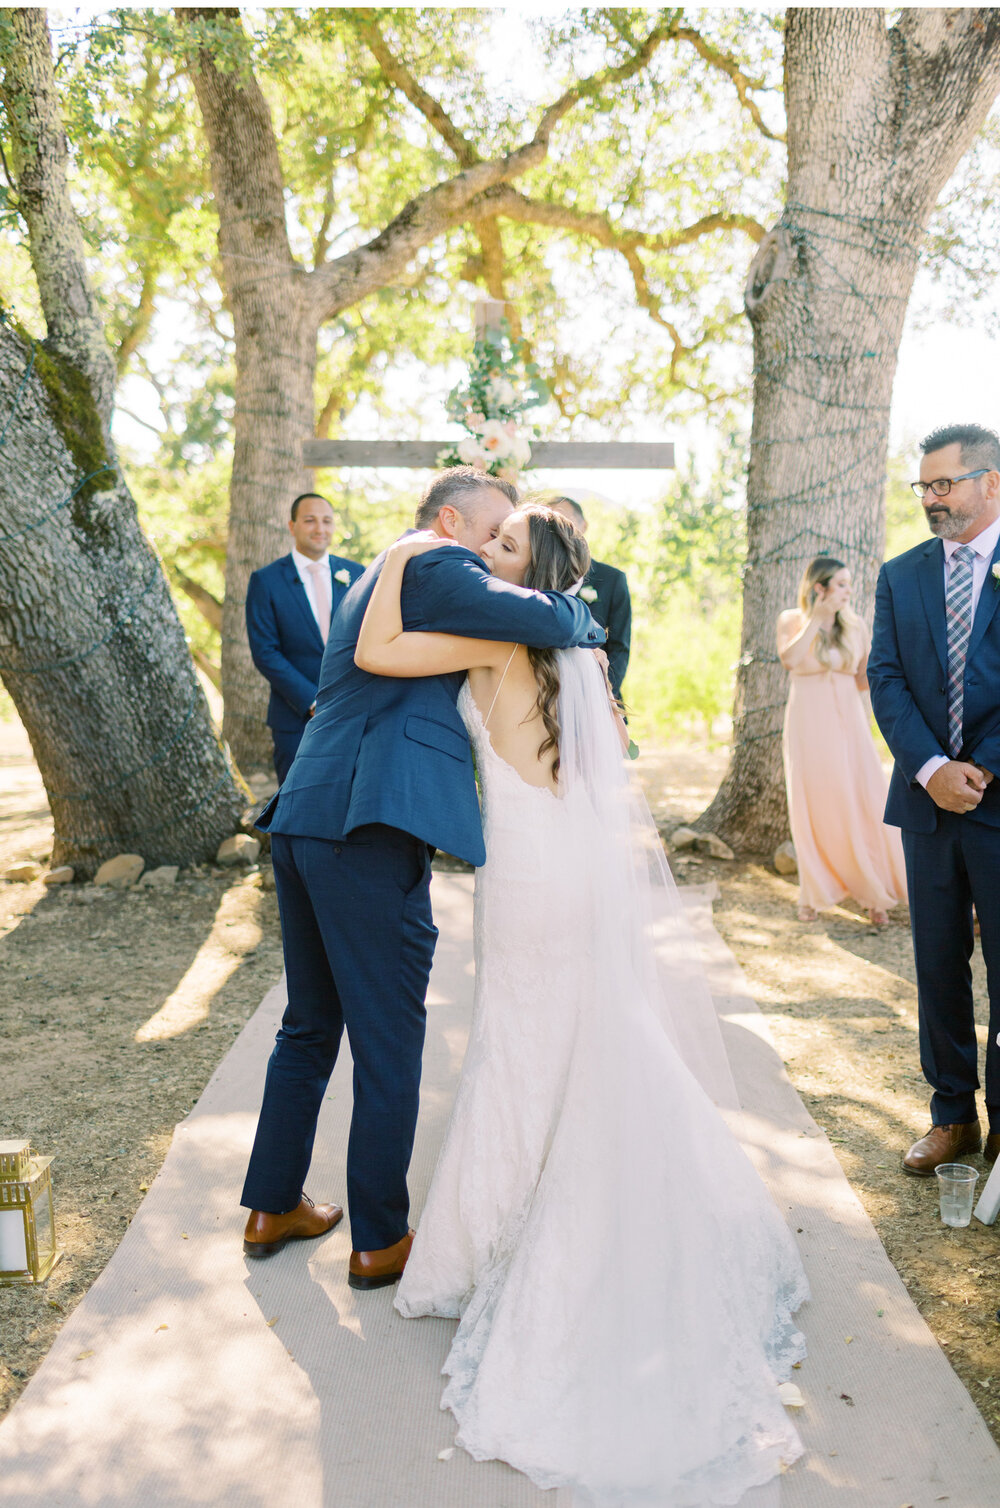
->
<box><xmin>925</xmin><ymin>504</ymin><xmax>980</xmax><ymax>540</ymax></box>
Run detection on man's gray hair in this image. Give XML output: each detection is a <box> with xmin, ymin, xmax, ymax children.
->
<box><xmin>414</xmin><ymin>468</ymin><xmax>519</xmax><ymax>528</ymax></box>
<box><xmin>920</xmin><ymin>424</ymin><xmax>1000</xmax><ymax>474</ymax></box>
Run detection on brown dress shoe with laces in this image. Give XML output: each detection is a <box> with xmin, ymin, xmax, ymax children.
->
<box><xmin>985</xmin><ymin>1133</ymin><xmax>1000</xmax><ymax>1166</ymax></box>
<box><xmin>348</xmin><ymin>1229</ymin><xmax>415</xmax><ymax>1290</ymax></box>
<box><xmin>902</xmin><ymin>1122</ymin><xmax>982</xmax><ymax>1176</ymax></box>
<box><xmin>243</xmin><ymin>1194</ymin><xmax>343</xmax><ymax>1258</ymax></box>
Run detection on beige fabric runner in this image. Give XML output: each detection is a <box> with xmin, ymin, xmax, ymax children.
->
<box><xmin>0</xmin><ymin>875</ymin><xmax>998</xmax><ymax>1507</ymax></box>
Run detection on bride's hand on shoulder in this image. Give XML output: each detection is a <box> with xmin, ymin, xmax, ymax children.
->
<box><xmin>388</xmin><ymin>532</ymin><xmax>464</xmax><ymax>561</ymax></box>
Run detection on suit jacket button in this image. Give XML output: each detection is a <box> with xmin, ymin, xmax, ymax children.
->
<box><xmin>334</xmin><ymin>845</ymin><xmax>342</xmax><ymax>854</ymax></box>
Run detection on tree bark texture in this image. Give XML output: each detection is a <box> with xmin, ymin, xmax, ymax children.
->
<box><xmin>0</xmin><ymin>11</ymin><xmax>246</xmax><ymax>874</ymax></box>
<box><xmin>701</xmin><ymin>6</ymin><xmax>1000</xmax><ymax>853</ymax></box>
<box><xmin>185</xmin><ymin>15</ymin><xmax>316</xmax><ymax>772</ymax></box>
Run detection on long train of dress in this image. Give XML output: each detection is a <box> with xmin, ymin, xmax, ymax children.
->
<box><xmin>397</xmin><ymin>668</ymin><xmax>809</xmax><ymax>1507</ymax></box>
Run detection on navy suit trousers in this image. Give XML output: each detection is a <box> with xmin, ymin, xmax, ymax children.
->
<box><xmin>241</xmin><ymin>826</ymin><xmax>437</xmax><ymax>1250</ymax></box>
<box><xmin>902</xmin><ymin>813</ymin><xmax>1000</xmax><ymax>1131</ymax></box>
<box><xmin>271</xmin><ymin>725</ymin><xmax>305</xmax><ymax>784</ymax></box>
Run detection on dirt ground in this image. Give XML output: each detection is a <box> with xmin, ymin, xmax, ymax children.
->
<box><xmin>2</xmin><ymin>726</ymin><xmax>999</xmax><ymax>1447</ymax></box>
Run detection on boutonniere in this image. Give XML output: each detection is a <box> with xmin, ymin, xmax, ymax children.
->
<box><xmin>991</xmin><ymin>562</ymin><xmax>1000</xmax><ymax>591</ymax></box>
<box><xmin>334</xmin><ymin>568</ymin><xmax>351</xmax><ymax>587</ymax></box>
<box><xmin>580</xmin><ymin>585</ymin><xmax>598</xmax><ymax>604</ymax></box>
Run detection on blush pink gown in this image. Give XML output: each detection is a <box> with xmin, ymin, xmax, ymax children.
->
<box><xmin>782</xmin><ymin>630</ymin><xmax>907</xmax><ymax>914</ymax></box>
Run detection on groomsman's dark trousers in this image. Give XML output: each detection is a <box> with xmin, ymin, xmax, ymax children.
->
<box><xmin>902</xmin><ymin>812</ymin><xmax>1000</xmax><ymax>1133</ymax></box>
<box><xmin>271</xmin><ymin>725</ymin><xmax>305</xmax><ymax>785</ymax></box>
<box><xmin>241</xmin><ymin>826</ymin><xmax>437</xmax><ymax>1252</ymax></box>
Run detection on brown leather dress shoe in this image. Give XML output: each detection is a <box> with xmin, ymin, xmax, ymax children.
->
<box><xmin>985</xmin><ymin>1133</ymin><xmax>1000</xmax><ymax>1166</ymax></box>
<box><xmin>243</xmin><ymin>1194</ymin><xmax>343</xmax><ymax>1258</ymax></box>
<box><xmin>902</xmin><ymin>1122</ymin><xmax>982</xmax><ymax>1176</ymax></box>
<box><xmin>348</xmin><ymin>1229</ymin><xmax>415</xmax><ymax>1291</ymax></box>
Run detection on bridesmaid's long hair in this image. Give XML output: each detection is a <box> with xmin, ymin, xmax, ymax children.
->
<box><xmin>518</xmin><ymin>505</ymin><xmax>591</xmax><ymax>778</ymax></box>
<box><xmin>797</xmin><ymin>556</ymin><xmax>864</xmax><ymax>671</ymax></box>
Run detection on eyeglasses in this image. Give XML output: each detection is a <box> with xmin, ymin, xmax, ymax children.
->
<box><xmin>910</xmin><ymin>469</ymin><xmax>990</xmax><ymax>500</ymax></box>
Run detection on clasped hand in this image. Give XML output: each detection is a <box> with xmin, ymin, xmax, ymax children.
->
<box><xmin>927</xmin><ymin>760</ymin><xmax>994</xmax><ymax>814</ymax></box>
<box><xmin>388</xmin><ymin>531</ymin><xmax>462</xmax><ymax>560</ymax></box>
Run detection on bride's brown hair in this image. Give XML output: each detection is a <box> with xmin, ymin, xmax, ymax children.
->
<box><xmin>517</xmin><ymin>504</ymin><xmax>591</xmax><ymax>778</ymax></box>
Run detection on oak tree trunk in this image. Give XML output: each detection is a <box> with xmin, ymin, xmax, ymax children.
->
<box><xmin>701</xmin><ymin>6</ymin><xmax>1000</xmax><ymax>852</ymax></box>
<box><xmin>185</xmin><ymin>13</ymin><xmax>317</xmax><ymax>771</ymax></box>
<box><xmin>221</xmin><ymin>319</ymin><xmax>317</xmax><ymax>772</ymax></box>
<box><xmin>0</xmin><ymin>10</ymin><xmax>246</xmax><ymax>875</ymax></box>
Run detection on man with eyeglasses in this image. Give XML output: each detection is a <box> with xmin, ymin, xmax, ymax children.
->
<box><xmin>869</xmin><ymin>423</ymin><xmax>1000</xmax><ymax>1177</ymax></box>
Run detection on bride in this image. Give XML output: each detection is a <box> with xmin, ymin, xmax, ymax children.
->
<box><xmin>355</xmin><ymin>503</ymin><xmax>809</xmax><ymax>1507</ymax></box>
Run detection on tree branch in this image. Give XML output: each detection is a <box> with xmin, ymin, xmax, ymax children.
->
<box><xmin>473</xmin><ymin>184</ymin><xmax>765</xmax><ymax>256</ymax></box>
<box><xmin>115</xmin><ymin>262</ymin><xmax>159</xmax><ymax>376</ymax></box>
<box><xmin>172</xmin><ymin>566</ymin><xmax>223</xmax><ymax>632</ymax></box>
<box><xmin>114</xmin><ymin>402</ymin><xmax>165</xmax><ymax>437</ymax></box>
<box><xmin>674</xmin><ymin>26</ymin><xmax>785</xmax><ymax>143</ymax></box>
<box><xmin>306</xmin><ymin>14</ymin><xmax>675</xmax><ymax>321</ymax></box>
<box><xmin>891</xmin><ymin>8</ymin><xmax>1000</xmax><ymax>191</ymax></box>
<box><xmin>354</xmin><ymin>15</ymin><xmax>479</xmax><ymax>166</ymax></box>
<box><xmin>470</xmin><ymin>187</ymin><xmax>764</xmax><ymax>379</ymax></box>
<box><xmin>192</xmin><ymin>646</ymin><xmax>222</xmax><ymax>689</ymax></box>
<box><xmin>1</xmin><ymin>8</ymin><xmax>117</xmax><ymax>420</ymax></box>
<box><xmin>535</xmin><ymin>15</ymin><xmax>679</xmax><ymax>143</ymax></box>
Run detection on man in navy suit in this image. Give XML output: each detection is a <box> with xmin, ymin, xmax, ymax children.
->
<box><xmin>869</xmin><ymin>424</ymin><xmax>1000</xmax><ymax>1176</ymax></box>
<box><xmin>245</xmin><ymin>493</ymin><xmax>364</xmax><ymax>781</ymax></box>
<box><xmin>548</xmin><ymin>495</ymin><xmax>631</xmax><ymax>701</ymax></box>
<box><xmin>241</xmin><ymin>469</ymin><xmax>605</xmax><ymax>1285</ymax></box>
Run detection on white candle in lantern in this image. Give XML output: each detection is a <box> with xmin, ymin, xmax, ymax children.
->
<box><xmin>0</xmin><ymin>1207</ymin><xmax>27</xmax><ymax>1270</ymax></box>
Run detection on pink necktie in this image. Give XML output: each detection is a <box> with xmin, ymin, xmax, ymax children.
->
<box><xmin>306</xmin><ymin>561</ymin><xmax>332</xmax><ymax>643</ymax></box>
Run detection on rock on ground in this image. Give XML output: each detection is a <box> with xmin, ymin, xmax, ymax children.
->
<box><xmin>3</xmin><ymin>861</ymin><xmax>42</xmax><ymax>882</ymax></box>
<box><xmin>694</xmin><ymin>832</ymin><xmax>735</xmax><ymax>862</ymax></box>
<box><xmin>43</xmin><ymin>866</ymin><xmax>74</xmax><ymax>885</ymax></box>
<box><xmin>774</xmin><ymin>841</ymin><xmax>798</xmax><ymax>876</ymax></box>
<box><xmin>669</xmin><ymin>826</ymin><xmax>698</xmax><ymax>851</ymax></box>
<box><xmin>94</xmin><ymin>854</ymin><xmax>145</xmax><ymax>889</ymax></box>
<box><xmin>139</xmin><ymin>866</ymin><xmax>178</xmax><ymax>890</ymax></box>
<box><xmin>217</xmin><ymin>834</ymin><xmax>260</xmax><ymax>868</ymax></box>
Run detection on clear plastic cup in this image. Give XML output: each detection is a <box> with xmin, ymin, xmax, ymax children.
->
<box><xmin>935</xmin><ymin>1163</ymin><xmax>979</xmax><ymax>1228</ymax></box>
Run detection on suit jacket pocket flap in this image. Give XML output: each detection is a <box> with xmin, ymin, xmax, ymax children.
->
<box><xmin>403</xmin><ymin>714</ymin><xmax>468</xmax><ymax>761</ymax></box>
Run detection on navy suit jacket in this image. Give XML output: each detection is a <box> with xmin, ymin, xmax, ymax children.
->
<box><xmin>581</xmin><ymin>559</ymin><xmax>631</xmax><ymax>699</ymax></box>
<box><xmin>256</xmin><ymin>545</ymin><xmax>605</xmax><ymax>865</ymax></box>
<box><xmin>245</xmin><ymin>552</ymin><xmax>364</xmax><ymax>732</ymax></box>
<box><xmin>868</xmin><ymin>534</ymin><xmax>1000</xmax><ymax>833</ymax></box>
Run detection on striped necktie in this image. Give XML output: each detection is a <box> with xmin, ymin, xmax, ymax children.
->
<box><xmin>945</xmin><ymin>544</ymin><xmax>976</xmax><ymax>757</ymax></box>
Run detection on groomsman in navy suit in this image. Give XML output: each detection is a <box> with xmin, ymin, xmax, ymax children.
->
<box><xmin>869</xmin><ymin>424</ymin><xmax>1000</xmax><ymax>1176</ymax></box>
<box><xmin>548</xmin><ymin>495</ymin><xmax>631</xmax><ymax>701</ymax></box>
<box><xmin>245</xmin><ymin>493</ymin><xmax>364</xmax><ymax>781</ymax></box>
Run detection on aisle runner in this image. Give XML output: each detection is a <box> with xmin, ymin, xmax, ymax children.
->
<box><xmin>1</xmin><ymin>876</ymin><xmax>998</xmax><ymax>1507</ymax></box>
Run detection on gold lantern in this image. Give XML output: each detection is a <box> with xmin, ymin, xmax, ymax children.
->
<box><xmin>0</xmin><ymin>1139</ymin><xmax>61</xmax><ymax>1284</ymax></box>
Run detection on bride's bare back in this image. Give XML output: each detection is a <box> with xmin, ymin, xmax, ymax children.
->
<box><xmin>467</xmin><ymin>648</ymin><xmax>558</xmax><ymax>793</ymax></box>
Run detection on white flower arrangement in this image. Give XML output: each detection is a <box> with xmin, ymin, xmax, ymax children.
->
<box><xmin>334</xmin><ymin>568</ymin><xmax>352</xmax><ymax>587</ymax></box>
<box><xmin>437</xmin><ymin>320</ymin><xmax>547</xmax><ymax>481</ymax></box>
<box><xmin>992</xmin><ymin>561</ymin><xmax>1000</xmax><ymax>590</ymax></box>
<box><xmin>579</xmin><ymin>585</ymin><xmax>598</xmax><ymax>604</ymax></box>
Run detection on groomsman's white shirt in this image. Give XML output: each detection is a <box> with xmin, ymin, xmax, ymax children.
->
<box><xmin>915</xmin><ymin>512</ymin><xmax>1000</xmax><ymax>788</ymax></box>
<box><xmin>291</xmin><ymin>547</ymin><xmax>329</xmax><ymax>634</ymax></box>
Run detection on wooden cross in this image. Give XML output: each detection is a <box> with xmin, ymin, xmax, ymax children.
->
<box><xmin>303</xmin><ymin>300</ymin><xmax>675</xmax><ymax>474</ymax></box>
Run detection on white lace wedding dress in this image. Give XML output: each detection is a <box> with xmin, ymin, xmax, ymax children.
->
<box><xmin>396</xmin><ymin>654</ymin><xmax>809</xmax><ymax>1507</ymax></box>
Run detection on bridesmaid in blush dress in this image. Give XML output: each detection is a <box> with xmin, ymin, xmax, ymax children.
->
<box><xmin>778</xmin><ymin>556</ymin><xmax>907</xmax><ymax>925</ymax></box>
